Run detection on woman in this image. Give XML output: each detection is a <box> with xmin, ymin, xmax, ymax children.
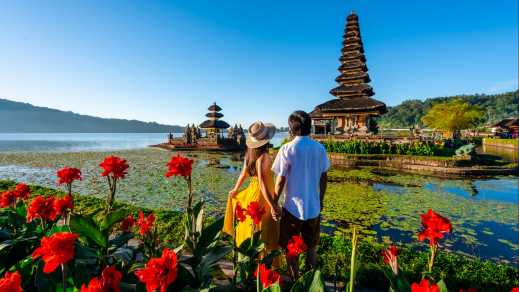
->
<box><xmin>223</xmin><ymin>121</ymin><xmax>279</xmax><ymax>252</ymax></box>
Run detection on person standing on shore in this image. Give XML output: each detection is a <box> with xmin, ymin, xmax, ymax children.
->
<box><xmin>271</xmin><ymin>110</ymin><xmax>330</xmax><ymax>280</ymax></box>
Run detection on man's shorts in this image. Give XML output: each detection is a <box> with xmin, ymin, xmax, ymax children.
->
<box><xmin>278</xmin><ymin>208</ymin><xmax>320</xmax><ymax>249</ymax></box>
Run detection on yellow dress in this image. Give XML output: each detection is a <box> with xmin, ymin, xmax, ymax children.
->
<box><xmin>223</xmin><ymin>175</ymin><xmax>279</xmax><ymax>251</ymax></box>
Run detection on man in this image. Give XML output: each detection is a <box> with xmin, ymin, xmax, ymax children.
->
<box><xmin>271</xmin><ymin>110</ymin><xmax>329</xmax><ymax>279</ymax></box>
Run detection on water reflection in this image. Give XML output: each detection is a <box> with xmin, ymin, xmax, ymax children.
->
<box><xmin>478</xmin><ymin>144</ymin><xmax>519</xmax><ymax>163</ymax></box>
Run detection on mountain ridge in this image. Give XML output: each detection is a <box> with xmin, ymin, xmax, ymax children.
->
<box><xmin>0</xmin><ymin>98</ymin><xmax>184</xmax><ymax>133</ymax></box>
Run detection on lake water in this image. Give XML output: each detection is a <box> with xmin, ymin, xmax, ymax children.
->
<box><xmin>0</xmin><ymin>132</ymin><xmax>288</xmax><ymax>152</ymax></box>
<box><xmin>0</xmin><ymin>133</ymin><xmax>516</xmax><ymax>265</ymax></box>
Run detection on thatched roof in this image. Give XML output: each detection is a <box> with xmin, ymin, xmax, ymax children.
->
<box><xmin>206</xmin><ymin>112</ymin><xmax>223</xmax><ymax>119</ymax></box>
<box><xmin>492</xmin><ymin>117</ymin><xmax>519</xmax><ymax>128</ymax></box>
<box><xmin>199</xmin><ymin>119</ymin><xmax>230</xmax><ymax>129</ymax></box>
<box><xmin>208</xmin><ymin>103</ymin><xmax>222</xmax><ymax>112</ymax></box>
<box><xmin>310</xmin><ymin>97</ymin><xmax>387</xmax><ymax>116</ymax></box>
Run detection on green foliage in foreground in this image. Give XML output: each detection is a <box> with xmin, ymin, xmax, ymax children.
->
<box><xmin>0</xmin><ymin>180</ymin><xmax>185</xmax><ymax>245</ymax></box>
<box><xmin>321</xmin><ymin>139</ymin><xmax>450</xmax><ymax>156</ymax></box>
<box><xmin>1</xmin><ymin>180</ymin><xmax>517</xmax><ymax>290</ymax></box>
<box><xmin>318</xmin><ymin>234</ymin><xmax>519</xmax><ymax>291</ymax></box>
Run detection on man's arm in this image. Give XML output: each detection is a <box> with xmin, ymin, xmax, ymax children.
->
<box><xmin>271</xmin><ymin>175</ymin><xmax>286</xmax><ymax>221</ymax></box>
<box><xmin>274</xmin><ymin>175</ymin><xmax>287</xmax><ymax>204</ymax></box>
<box><xmin>319</xmin><ymin>172</ymin><xmax>327</xmax><ymax>211</ymax></box>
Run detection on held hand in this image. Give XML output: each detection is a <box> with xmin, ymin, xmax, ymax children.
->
<box><xmin>271</xmin><ymin>205</ymin><xmax>281</xmax><ymax>221</ymax></box>
<box><xmin>228</xmin><ymin>188</ymin><xmax>238</xmax><ymax>198</ymax></box>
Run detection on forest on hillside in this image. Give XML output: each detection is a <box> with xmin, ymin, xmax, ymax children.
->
<box><xmin>377</xmin><ymin>90</ymin><xmax>518</xmax><ymax>129</ymax></box>
<box><xmin>0</xmin><ymin>98</ymin><xmax>183</xmax><ymax>133</ymax></box>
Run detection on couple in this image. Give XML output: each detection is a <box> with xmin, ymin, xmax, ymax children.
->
<box><xmin>223</xmin><ymin>110</ymin><xmax>330</xmax><ymax>279</ymax></box>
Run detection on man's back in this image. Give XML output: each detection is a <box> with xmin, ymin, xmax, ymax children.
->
<box><xmin>272</xmin><ymin>135</ymin><xmax>330</xmax><ymax>220</ymax></box>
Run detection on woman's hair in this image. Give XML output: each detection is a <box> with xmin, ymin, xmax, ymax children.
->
<box><xmin>244</xmin><ymin>143</ymin><xmax>270</xmax><ymax>176</ymax></box>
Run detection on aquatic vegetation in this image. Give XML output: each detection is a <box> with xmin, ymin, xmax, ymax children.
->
<box><xmin>0</xmin><ymin>149</ymin><xmax>239</xmax><ymax>211</ymax></box>
<box><xmin>322</xmin><ymin>168</ymin><xmax>518</xmax><ymax>264</ymax></box>
<box><xmin>0</xmin><ymin>150</ymin><xmax>517</xmax><ymax>266</ymax></box>
<box><xmin>322</xmin><ymin>140</ymin><xmax>450</xmax><ymax>156</ymax></box>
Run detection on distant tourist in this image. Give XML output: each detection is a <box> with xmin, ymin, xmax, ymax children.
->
<box><xmin>223</xmin><ymin>121</ymin><xmax>280</xmax><ymax>263</ymax></box>
<box><xmin>271</xmin><ymin>110</ymin><xmax>330</xmax><ymax>280</ymax></box>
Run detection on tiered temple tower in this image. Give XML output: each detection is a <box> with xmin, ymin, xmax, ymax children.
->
<box><xmin>311</xmin><ymin>11</ymin><xmax>386</xmax><ymax>135</ymax></box>
<box><xmin>199</xmin><ymin>103</ymin><xmax>230</xmax><ymax>141</ymax></box>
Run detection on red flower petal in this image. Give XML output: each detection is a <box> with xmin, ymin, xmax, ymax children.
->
<box><xmin>165</xmin><ymin>155</ymin><xmax>194</xmax><ymax>178</ymax></box>
<box><xmin>32</xmin><ymin>232</ymin><xmax>79</xmax><ymax>273</ymax></box>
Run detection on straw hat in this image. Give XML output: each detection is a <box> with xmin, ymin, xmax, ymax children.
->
<box><xmin>246</xmin><ymin>121</ymin><xmax>276</xmax><ymax>148</ymax></box>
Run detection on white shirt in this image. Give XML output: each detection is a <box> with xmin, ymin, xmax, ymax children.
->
<box><xmin>271</xmin><ymin>135</ymin><xmax>330</xmax><ymax>220</ymax></box>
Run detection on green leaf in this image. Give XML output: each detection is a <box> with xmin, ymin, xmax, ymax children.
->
<box><xmin>197</xmin><ymin>217</ymin><xmax>224</xmax><ymax>251</ymax></box>
<box><xmin>99</xmin><ymin>209</ymin><xmax>128</xmax><ymax>231</ymax></box>
<box><xmin>199</xmin><ymin>245</ymin><xmax>232</xmax><ymax>274</ymax></box>
<box><xmin>109</xmin><ymin>232</ymin><xmax>133</xmax><ymax>248</ymax></box>
<box><xmin>260</xmin><ymin>249</ymin><xmax>282</xmax><ymax>264</ymax></box>
<box><xmin>290</xmin><ymin>269</ymin><xmax>325</xmax><ymax>292</ymax></box>
<box><xmin>70</xmin><ymin>214</ymin><xmax>107</xmax><ymax>248</ymax></box>
<box><xmin>436</xmin><ymin>280</ymin><xmax>448</xmax><ymax>292</ymax></box>
<box><xmin>196</xmin><ymin>207</ymin><xmax>204</xmax><ymax>234</ymax></box>
<box><xmin>237</xmin><ymin>231</ymin><xmax>263</xmax><ymax>255</ymax></box>
<box><xmin>111</xmin><ymin>246</ymin><xmax>134</xmax><ymax>264</ymax></box>
<box><xmin>264</xmin><ymin>283</ymin><xmax>282</xmax><ymax>292</ymax></box>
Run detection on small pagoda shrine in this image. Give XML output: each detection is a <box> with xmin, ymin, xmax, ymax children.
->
<box><xmin>199</xmin><ymin>103</ymin><xmax>231</xmax><ymax>141</ymax></box>
<box><xmin>310</xmin><ymin>11</ymin><xmax>386</xmax><ymax>135</ymax></box>
<box><xmin>163</xmin><ymin>102</ymin><xmax>245</xmax><ymax>151</ymax></box>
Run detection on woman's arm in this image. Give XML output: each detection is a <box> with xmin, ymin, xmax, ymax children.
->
<box><xmin>229</xmin><ymin>160</ymin><xmax>249</xmax><ymax>197</ymax></box>
<box><xmin>256</xmin><ymin>155</ymin><xmax>277</xmax><ymax>211</ymax></box>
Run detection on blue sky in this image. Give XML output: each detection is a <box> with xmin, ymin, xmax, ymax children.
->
<box><xmin>1</xmin><ymin>0</ymin><xmax>517</xmax><ymax>127</ymax></box>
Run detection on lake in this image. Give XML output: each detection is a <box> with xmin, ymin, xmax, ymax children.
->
<box><xmin>0</xmin><ymin>133</ymin><xmax>516</xmax><ymax>265</ymax></box>
<box><xmin>0</xmin><ymin>132</ymin><xmax>288</xmax><ymax>152</ymax></box>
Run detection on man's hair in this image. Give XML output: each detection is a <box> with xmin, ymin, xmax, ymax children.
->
<box><xmin>288</xmin><ymin>110</ymin><xmax>312</xmax><ymax>136</ymax></box>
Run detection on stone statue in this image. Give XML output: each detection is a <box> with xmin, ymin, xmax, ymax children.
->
<box><xmin>455</xmin><ymin>143</ymin><xmax>476</xmax><ymax>158</ymax></box>
<box><xmin>191</xmin><ymin>124</ymin><xmax>198</xmax><ymax>142</ymax></box>
<box><xmin>184</xmin><ymin>124</ymin><xmax>192</xmax><ymax>144</ymax></box>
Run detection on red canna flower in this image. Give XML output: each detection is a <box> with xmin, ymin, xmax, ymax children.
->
<box><xmin>411</xmin><ymin>279</ymin><xmax>439</xmax><ymax>292</ymax></box>
<box><xmin>80</xmin><ymin>277</ymin><xmax>103</xmax><ymax>292</ymax></box>
<box><xmin>0</xmin><ymin>271</ymin><xmax>23</xmax><ymax>292</ymax></box>
<box><xmin>165</xmin><ymin>155</ymin><xmax>194</xmax><ymax>178</ymax></box>
<box><xmin>287</xmin><ymin>235</ymin><xmax>308</xmax><ymax>258</ymax></box>
<box><xmin>235</xmin><ymin>203</ymin><xmax>247</xmax><ymax>222</ymax></box>
<box><xmin>32</xmin><ymin>232</ymin><xmax>79</xmax><ymax>273</ymax></box>
<box><xmin>137</xmin><ymin>211</ymin><xmax>155</xmax><ymax>236</ymax></box>
<box><xmin>382</xmin><ymin>245</ymin><xmax>398</xmax><ymax>264</ymax></box>
<box><xmin>246</xmin><ymin>201</ymin><xmax>266</xmax><ymax>225</ymax></box>
<box><xmin>0</xmin><ymin>191</ymin><xmax>17</xmax><ymax>208</ymax></box>
<box><xmin>135</xmin><ymin>248</ymin><xmax>178</xmax><ymax>292</ymax></box>
<box><xmin>14</xmin><ymin>183</ymin><xmax>31</xmax><ymax>199</ymax></box>
<box><xmin>27</xmin><ymin>195</ymin><xmax>58</xmax><ymax>222</ymax></box>
<box><xmin>57</xmin><ymin>167</ymin><xmax>82</xmax><ymax>185</ymax></box>
<box><xmin>417</xmin><ymin>209</ymin><xmax>452</xmax><ymax>247</ymax></box>
<box><xmin>254</xmin><ymin>264</ymin><xmax>280</xmax><ymax>289</ymax></box>
<box><xmin>121</xmin><ymin>214</ymin><xmax>135</xmax><ymax>232</ymax></box>
<box><xmin>511</xmin><ymin>288</ymin><xmax>519</xmax><ymax>292</ymax></box>
<box><xmin>81</xmin><ymin>265</ymin><xmax>122</xmax><ymax>292</ymax></box>
<box><xmin>54</xmin><ymin>195</ymin><xmax>74</xmax><ymax>216</ymax></box>
<box><xmin>99</xmin><ymin>156</ymin><xmax>129</xmax><ymax>179</ymax></box>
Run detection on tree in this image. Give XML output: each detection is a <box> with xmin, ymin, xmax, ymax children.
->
<box><xmin>421</xmin><ymin>99</ymin><xmax>484</xmax><ymax>138</ymax></box>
